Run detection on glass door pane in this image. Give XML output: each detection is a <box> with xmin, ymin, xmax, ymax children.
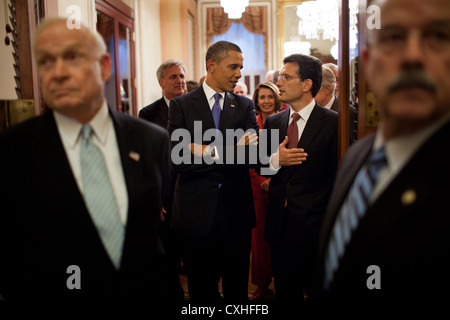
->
<box><xmin>96</xmin><ymin>11</ymin><xmax>118</xmax><ymax>111</ymax></box>
<box><xmin>118</xmin><ymin>23</ymin><xmax>132</xmax><ymax>115</ymax></box>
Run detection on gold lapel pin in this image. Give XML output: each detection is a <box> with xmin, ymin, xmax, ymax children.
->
<box><xmin>129</xmin><ymin>151</ymin><xmax>140</xmax><ymax>162</ymax></box>
<box><xmin>401</xmin><ymin>189</ymin><xmax>417</xmax><ymax>206</ymax></box>
<box><xmin>231</xmin><ymin>104</ymin><xmax>235</xmax><ymax>108</ymax></box>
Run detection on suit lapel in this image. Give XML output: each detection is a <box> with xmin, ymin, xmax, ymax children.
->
<box><xmin>351</xmin><ymin>122</ymin><xmax>450</xmax><ymax>248</ymax></box>
<box><xmin>44</xmin><ymin>111</ymin><xmax>111</xmax><ymax>257</ymax></box>
<box><xmin>157</xmin><ymin>97</ymin><xmax>169</xmax><ymax>126</ymax></box>
<box><xmin>298</xmin><ymin>103</ymin><xmax>324</xmax><ymax>150</ymax></box>
<box><xmin>43</xmin><ymin>112</ymin><xmax>82</xmax><ymax>200</ymax></box>
<box><xmin>191</xmin><ymin>87</ymin><xmax>216</xmax><ymax>130</ymax></box>
<box><xmin>220</xmin><ymin>92</ymin><xmax>237</xmax><ymax>130</ymax></box>
<box><xmin>331</xmin><ymin>96</ymin><xmax>338</xmax><ymax>112</ymax></box>
<box><xmin>277</xmin><ymin>109</ymin><xmax>290</xmax><ymax>144</ymax></box>
<box><xmin>110</xmin><ymin>110</ymin><xmax>146</xmax><ymax>269</ymax></box>
<box><xmin>332</xmin><ymin>121</ymin><xmax>450</xmax><ymax>287</ymax></box>
<box><xmin>110</xmin><ymin>109</ymin><xmax>136</xmax><ymax>216</ymax></box>
<box><xmin>318</xmin><ymin>135</ymin><xmax>374</xmax><ymax>263</ymax></box>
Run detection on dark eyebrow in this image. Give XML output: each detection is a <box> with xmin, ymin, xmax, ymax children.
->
<box><xmin>228</xmin><ymin>63</ymin><xmax>242</xmax><ymax>69</ymax></box>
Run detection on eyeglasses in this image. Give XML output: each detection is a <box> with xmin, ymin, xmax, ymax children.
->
<box><xmin>276</xmin><ymin>74</ymin><xmax>301</xmax><ymax>82</ymax></box>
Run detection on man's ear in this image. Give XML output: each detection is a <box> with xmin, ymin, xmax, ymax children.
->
<box><xmin>99</xmin><ymin>53</ymin><xmax>112</xmax><ymax>81</ymax></box>
<box><xmin>303</xmin><ymin>79</ymin><xmax>313</xmax><ymax>92</ymax></box>
<box><xmin>206</xmin><ymin>59</ymin><xmax>215</xmax><ymax>72</ymax></box>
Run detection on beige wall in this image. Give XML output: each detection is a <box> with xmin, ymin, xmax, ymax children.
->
<box><xmin>160</xmin><ymin>0</ymin><xmax>197</xmax><ymax>81</ymax></box>
<box><xmin>0</xmin><ymin>0</ymin><xmax>16</xmax><ymax>99</ymax></box>
<box><xmin>135</xmin><ymin>0</ymin><xmax>164</xmax><ymax>110</ymax></box>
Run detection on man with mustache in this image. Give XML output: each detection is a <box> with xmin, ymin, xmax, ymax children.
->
<box><xmin>317</xmin><ymin>0</ymin><xmax>450</xmax><ymax>304</ymax></box>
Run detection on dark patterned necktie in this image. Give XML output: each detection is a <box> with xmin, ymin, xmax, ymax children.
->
<box><xmin>287</xmin><ymin>112</ymin><xmax>301</xmax><ymax>148</ymax></box>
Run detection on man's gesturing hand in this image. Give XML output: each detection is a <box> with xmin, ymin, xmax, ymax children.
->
<box><xmin>273</xmin><ymin>136</ymin><xmax>308</xmax><ymax>167</ymax></box>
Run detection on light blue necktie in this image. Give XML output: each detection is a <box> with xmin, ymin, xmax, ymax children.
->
<box><xmin>212</xmin><ymin>93</ymin><xmax>222</xmax><ymax>129</ymax></box>
<box><xmin>324</xmin><ymin>147</ymin><xmax>387</xmax><ymax>289</ymax></box>
<box><xmin>80</xmin><ymin>124</ymin><xmax>125</xmax><ymax>269</ymax></box>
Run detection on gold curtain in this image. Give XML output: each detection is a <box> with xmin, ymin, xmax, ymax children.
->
<box><xmin>206</xmin><ymin>6</ymin><xmax>268</xmax><ymax>69</ymax></box>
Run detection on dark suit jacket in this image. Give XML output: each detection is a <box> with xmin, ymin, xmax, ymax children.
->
<box><xmin>139</xmin><ymin>97</ymin><xmax>169</xmax><ymax>129</ymax></box>
<box><xmin>168</xmin><ymin>86</ymin><xmax>259</xmax><ymax>238</ymax></box>
<box><xmin>317</xmin><ymin>120</ymin><xmax>450</xmax><ymax>302</ymax></box>
<box><xmin>329</xmin><ymin>95</ymin><xmax>357</xmax><ymax>144</ymax></box>
<box><xmin>263</xmin><ymin>104</ymin><xmax>338</xmax><ymax>251</ymax></box>
<box><xmin>330</xmin><ymin>95</ymin><xmax>338</xmax><ymax>112</ymax></box>
<box><xmin>0</xmin><ymin>109</ymin><xmax>170</xmax><ymax>301</ymax></box>
<box><xmin>138</xmin><ymin>96</ymin><xmax>176</xmax><ymax>216</ymax></box>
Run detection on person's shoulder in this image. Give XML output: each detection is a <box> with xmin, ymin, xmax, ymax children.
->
<box><xmin>269</xmin><ymin>108</ymin><xmax>289</xmax><ymax>121</ymax></box>
<box><xmin>115</xmin><ymin>111</ymin><xmax>168</xmax><ymax>138</ymax></box>
<box><xmin>174</xmin><ymin>86</ymin><xmax>203</xmax><ymax>104</ymax></box>
<box><xmin>315</xmin><ymin>102</ymin><xmax>338</xmax><ymax>119</ymax></box>
<box><xmin>0</xmin><ymin>111</ymin><xmax>51</xmax><ymax>144</ymax></box>
<box><xmin>342</xmin><ymin>133</ymin><xmax>375</xmax><ymax>162</ymax></box>
<box><xmin>229</xmin><ymin>92</ymin><xmax>252</xmax><ymax>105</ymax></box>
<box><xmin>139</xmin><ymin>97</ymin><xmax>165</xmax><ymax>115</ymax></box>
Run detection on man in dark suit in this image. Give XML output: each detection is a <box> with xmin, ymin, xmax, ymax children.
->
<box><xmin>315</xmin><ymin>66</ymin><xmax>339</xmax><ymax>113</ymax></box>
<box><xmin>139</xmin><ymin>59</ymin><xmax>187</xmax><ymax>128</ymax></box>
<box><xmin>262</xmin><ymin>54</ymin><xmax>338</xmax><ymax>308</ymax></box>
<box><xmin>316</xmin><ymin>65</ymin><xmax>358</xmax><ymax>144</ymax></box>
<box><xmin>138</xmin><ymin>60</ymin><xmax>186</xmax><ymax>303</ymax></box>
<box><xmin>168</xmin><ymin>41</ymin><xmax>259</xmax><ymax>303</ymax></box>
<box><xmin>317</xmin><ymin>0</ymin><xmax>450</xmax><ymax>305</ymax></box>
<box><xmin>0</xmin><ymin>18</ymin><xmax>169</xmax><ymax>301</ymax></box>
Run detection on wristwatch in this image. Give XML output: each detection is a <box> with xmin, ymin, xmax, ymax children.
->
<box><xmin>206</xmin><ymin>145</ymin><xmax>216</xmax><ymax>158</ymax></box>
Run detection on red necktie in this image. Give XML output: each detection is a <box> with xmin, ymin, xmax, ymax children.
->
<box><xmin>287</xmin><ymin>113</ymin><xmax>301</xmax><ymax>149</ymax></box>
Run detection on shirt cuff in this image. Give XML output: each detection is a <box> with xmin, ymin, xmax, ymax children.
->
<box><xmin>269</xmin><ymin>152</ymin><xmax>280</xmax><ymax>172</ymax></box>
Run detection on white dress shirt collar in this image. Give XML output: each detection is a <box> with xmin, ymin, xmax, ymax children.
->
<box><xmin>53</xmin><ymin>101</ymin><xmax>128</xmax><ymax>224</ymax></box>
<box><xmin>163</xmin><ymin>95</ymin><xmax>171</xmax><ymax>108</ymax></box>
<box><xmin>289</xmin><ymin>98</ymin><xmax>315</xmax><ymax>122</ymax></box>
<box><xmin>370</xmin><ymin>112</ymin><xmax>450</xmax><ymax>202</ymax></box>
<box><xmin>203</xmin><ymin>81</ymin><xmax>225</xmax><ymax>110</ymax></box>
<box><xmin>53</xmin><ymin>101</ymin><xmax>110</xmax><ymax>148</ymax></box>
<box><xmin>323</xmin><ymin>95</ymin><xmax>335</xmax><ymax>110</ymax></box>
<box><xmin>373</xmin><ymin>112</ymin><xmax>450</xmax><ymax>174</ymax></box>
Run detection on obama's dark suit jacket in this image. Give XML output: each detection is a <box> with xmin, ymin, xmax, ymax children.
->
<box><xmin>168</xmin><ymin>85</ymin><xmax>258</xmax><ymax>301</ymax></box>
<box><xmin>168</xmin><ymin>86</ymin><xmax>258</xmax><ymax>239</ymax></box>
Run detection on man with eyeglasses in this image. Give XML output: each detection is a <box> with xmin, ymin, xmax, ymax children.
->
<box><xmin>261</xmin><ymin>54</ymin><xmax>338</xmax><ymax>310</ymax></box>
<box><xmin>316</xmin><ymin>0</ymin><xmax>450</xmax><ymax>306</ymax></box>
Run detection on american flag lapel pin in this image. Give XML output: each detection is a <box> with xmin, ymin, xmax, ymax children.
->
<box><xmin>129</xmin><ymin>151</ymin><xmax>140</xmax><ymax>162</ymax></box>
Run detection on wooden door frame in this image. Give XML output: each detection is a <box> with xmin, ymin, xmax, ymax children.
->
<box><xmin>95</xmin><ymin>0</ymin><xmax>137</xmax><ymax>116</ymax></box>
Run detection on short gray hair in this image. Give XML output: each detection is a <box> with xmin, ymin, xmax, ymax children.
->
<box><xmin>234</xmin><ymin>81</ymin><xmax>248</xmax><ymax>94</ymax></box>
<box><xmin>321</xmin><ymin>66</ymin><xmax>337</xmax><ymax>93</ymax></box>
<box><xmin>156</xmin><ymin>59</ymin><xmax>187</xmax><ymax>80</ymax></box>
